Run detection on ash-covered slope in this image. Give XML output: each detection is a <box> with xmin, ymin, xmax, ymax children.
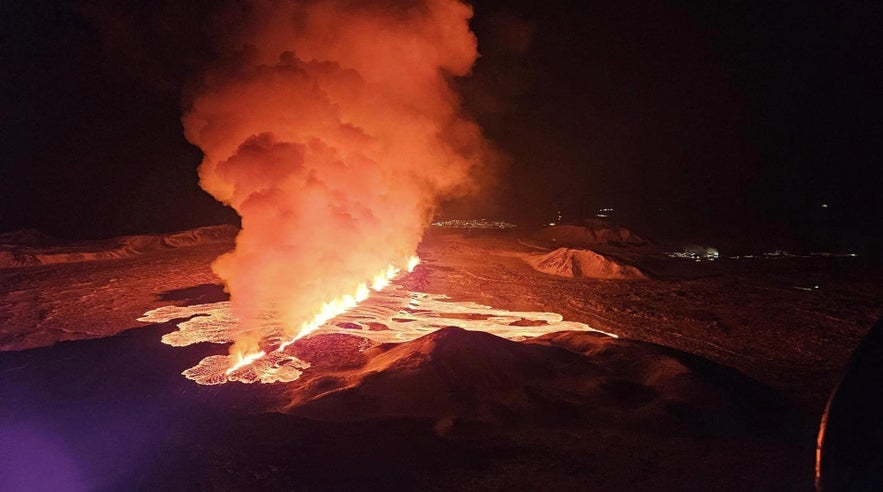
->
<box><xmin>526</xmin><ymin>247</ymin><xmax>647</xmax><ymax>279</ymax></box>
<box><xmin>284</xmin><ymin>327</ymin><xmax>785</xmax><ymax>437</ymax></box>
<box><xmin>0</xmin><ymin>225</ymin><xmax>236</xmax><ymax>268</ymax></box>
<box><xmin>0</xmin><ymin>226</ymin><xmax>234</xmax><ymax>351</ymax></box>
<box><xmin>286</xmin><ymin>327</ymin><xmax>598</xmax><ymax>420</ymax></box>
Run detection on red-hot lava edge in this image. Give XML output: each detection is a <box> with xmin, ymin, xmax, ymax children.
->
<box><xmin>139</xmin><ymin>258</ymin><xmax>618</xmax><ymax>386</ymax></box>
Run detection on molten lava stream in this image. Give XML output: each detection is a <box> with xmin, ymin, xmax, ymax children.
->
<box><xmin>225</xmin><ymin>256</ymin><xmax>420</xmax><ymax>375</ymax></box>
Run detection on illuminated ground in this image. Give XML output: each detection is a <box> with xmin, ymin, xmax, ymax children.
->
<box><xmin>139</xmin><ymin>284</ymin><xmax>607</xmax><ymax>385</ymax></box>
<box><xmin>1</xmin><ymin>226</ymin><xmax>881</xmax><ymax>490</ymax></box>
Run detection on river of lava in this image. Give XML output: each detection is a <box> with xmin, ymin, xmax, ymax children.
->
<box><xmin>140</xmin><ymin>259</ymin><xmax>616</xmax><ymax>386</ymax></box>
<box><xmin>219</xmin><ymin>257</ymin><xmax>419</xmax><ymax>378</ymax></box>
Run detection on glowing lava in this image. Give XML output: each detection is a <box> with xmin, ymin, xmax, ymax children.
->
<box><xmin>139</xmin><ymin>257</ymin><xmax>616</xmax><ymax>386</ymax></box>
<box><xmin>226</xmin><ymin>256</ymin><xmax>420</xmax><ymax>374</ymax></box>
<box><xmin>226</xmin><ymin>350</ymin><xmax>267</xmax><ymax>375</ymax></box>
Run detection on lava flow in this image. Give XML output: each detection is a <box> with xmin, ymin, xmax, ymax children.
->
<box><xmin>139</xmin><ymin>260</ymin><xmax>615</xmax><ymax>386</ymax></box>
<box><xmin>225</xmin><ymin>256</ymin><xmax>419</xmax><ymax>375</ymax></box>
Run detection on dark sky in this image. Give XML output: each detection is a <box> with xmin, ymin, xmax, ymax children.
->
<box><xmin>2</xmin><ymin>1</ymin><xmax>881</xmax><ymax>251</ymax></box>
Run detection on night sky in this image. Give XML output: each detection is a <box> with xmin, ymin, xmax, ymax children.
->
<box><xmin>2</xmin><ymin>1</ymin><xmax>881</xmax><ymax>253</ymax></box>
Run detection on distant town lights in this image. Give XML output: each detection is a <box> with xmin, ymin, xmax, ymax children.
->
<box><xmin>596</xmin><ymin>207</ymin><xmax>614</xmax><ymax>218</ymax></box>
<box><xmin>431</xmin><ymin>219</ymin><xmax>517</xmax><ymax>229</ymax></box>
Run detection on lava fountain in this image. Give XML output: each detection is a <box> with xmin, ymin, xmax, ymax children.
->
<box><xmin>182</xmin><ymin>0</ymin><xmax>496</xmax><ymax>372</ymax></box>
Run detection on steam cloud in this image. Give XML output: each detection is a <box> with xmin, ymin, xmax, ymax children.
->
<box><xmin>182</xmin><ymin>0</ymin><xmax>494</xmax><ymax>356</ymax></box>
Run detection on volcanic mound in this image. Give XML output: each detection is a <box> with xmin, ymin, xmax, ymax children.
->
<box><xmin>283</xmin><ymin>327</ymin><xmax>783</xmax><ymax>437</ymax></box>
<box><xmin>526</xmin><ymin>247</ymin><xmax>647</xmax><ymax>279</ymax></box>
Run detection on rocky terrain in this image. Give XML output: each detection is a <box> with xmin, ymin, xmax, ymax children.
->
<box><xmin>2</xmin><ymin>224</ymin><xmax>881</xmax><ymax>490</ymax></box>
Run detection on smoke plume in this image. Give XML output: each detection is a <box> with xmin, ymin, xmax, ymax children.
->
<box><xmin>182</xmin><ymin>0</ymin><xmax>494</xmax><ymax>357</ymax></box>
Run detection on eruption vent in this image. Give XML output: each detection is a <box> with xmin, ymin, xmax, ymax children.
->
<box><xmin>182</xmin><ymin>0</ymin><xmax>494</xmax><ymax>362</ymax></box>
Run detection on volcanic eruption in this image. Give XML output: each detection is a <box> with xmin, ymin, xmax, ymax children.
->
<box><xmin>182</xmin><ymin>0</ymin><xmax>496</xmax><ymax>370</ymax></box>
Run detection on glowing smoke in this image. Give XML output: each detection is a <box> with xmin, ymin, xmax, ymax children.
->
<box><xmin>182</xmin><ymin>0</ymin><xmax>494</xmax><ymax>357</ymax></box>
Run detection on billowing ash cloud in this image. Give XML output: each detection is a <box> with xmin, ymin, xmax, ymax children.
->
<box><xmin>182</xmin><ymin>0</ymin><xmax>495</xmax><ymax>356</ymax></box>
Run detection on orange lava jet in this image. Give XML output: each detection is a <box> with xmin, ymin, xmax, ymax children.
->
<box><xmin>226</xmin><ymin>256</ymin><xmax>419</xmax><ymax>374</ymax></box>
<box><xmin>274</xmin><ymin>257</ymin><xmax>417</xmax><ymax>355</ymax></box>
<box><xmin>225</xmin><ymin>350</ymin><xmax>267</xmax><ymax>375</ymax></box>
